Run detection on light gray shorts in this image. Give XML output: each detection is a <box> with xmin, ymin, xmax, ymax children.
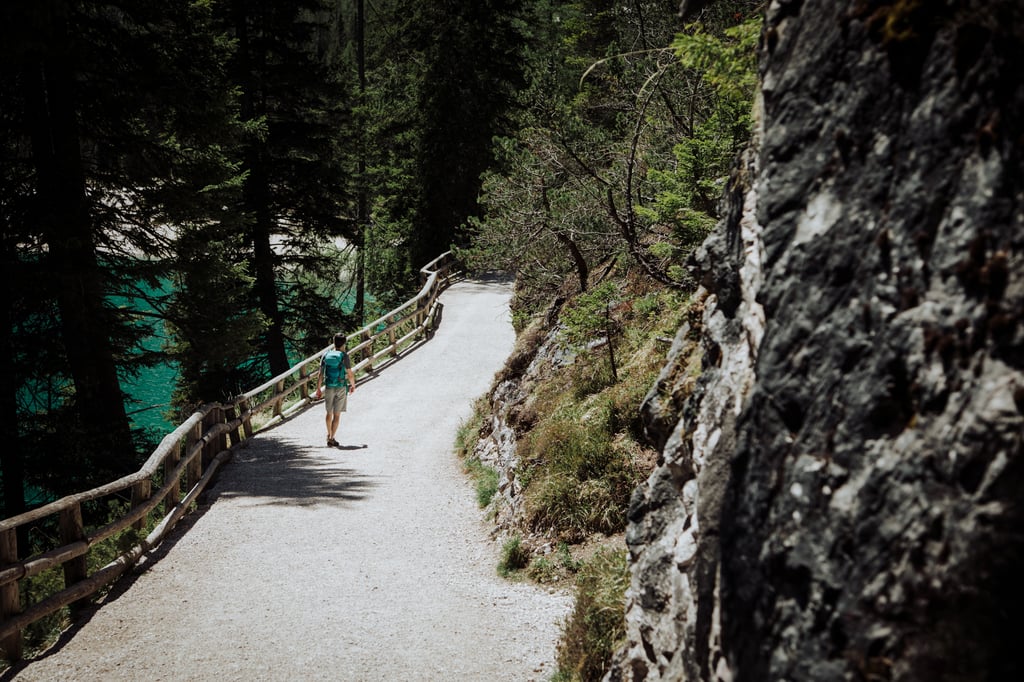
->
<box><xmin>324</xmin><ymin>386</ymin><xmax>348</xmax><ymax>414</ymax></box>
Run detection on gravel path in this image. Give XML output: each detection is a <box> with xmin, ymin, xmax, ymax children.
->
<box><xmin>10</xmin><ymin>277</ymin><xmax>571</xmax><ymax>682</ymax></box>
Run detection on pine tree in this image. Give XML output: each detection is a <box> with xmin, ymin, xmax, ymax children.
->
<box><xmin>0</xmin><ymin>0</ymin><xmax>245</xmax><ymax>506</ymax></box>
<box><xmin>358</xmin><ymin>0</ymin><xmax>427</xmax><ymax>306</ymax></box>
<box><xmin>412</xmin><ymin>0</ymin><xmax>530</xmax><ymax>265</ymax></box>
<box><xmin>222</xmin><ymin>0</ymin><xmax>356</xmax><ymax>377</ymax></box>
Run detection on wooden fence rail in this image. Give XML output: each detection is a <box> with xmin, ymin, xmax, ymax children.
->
<box><xmin>0</xmin><ymin>251</ymin><xmax>461</xmax><ymax>660</ymax></box>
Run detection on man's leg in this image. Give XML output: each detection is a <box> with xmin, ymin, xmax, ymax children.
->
<box><xmin>328</xmin><ymin>412</ymin><xmax>340</xmax><ymax>442</ymax></box>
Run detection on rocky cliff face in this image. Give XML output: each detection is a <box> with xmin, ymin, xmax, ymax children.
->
<box><xmin>472</xmin><ymin>312</ymin><xmax>571</xmax><ymax>535</ymax></box>
<box><xmin>611</xmin><ymin>1</ymin><xmax>1024</xmax><ymax>680</ymax></box>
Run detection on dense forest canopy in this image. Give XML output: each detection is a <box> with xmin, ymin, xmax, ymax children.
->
<box><xmin>0</xmin><ymin>0</ymin><xmax>758</xmax><ymax>528</ymax></box>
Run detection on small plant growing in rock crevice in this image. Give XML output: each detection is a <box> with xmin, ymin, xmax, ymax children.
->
<box><xmin>497</xmin><ymin>535</ymin><xmax>531</xmax><ymax>578</ymax></box>
<box><xmin>527</xmin><ymin>541</ymin><xmax>586</xmax><ymax>585</ymax></box>
<box><xmin>527</xmin><ymin>555</ymin><xmax>559</xmax><ymax>583</ymax></box>
<box><xmin>454</xmin><ymin>397</ymin><xmax>501</xmax><ymax>509</ymax></box>
<box><xmin>465</xmin><ymin>457</ymin><xmax>499</xmax><ymax>508</ymax></box>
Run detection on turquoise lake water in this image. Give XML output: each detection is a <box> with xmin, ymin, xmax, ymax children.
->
<box><xmin>10</xmin><ymin>276</ymin><xmax>362</xmax><ymax>507</ymax></box>
<box><xmin>118</xmin><ymin>281</ymin><xmax>362</xmax><ymax>437</ymax></box>
<box><xmin>123</xmin><ymin>341</ymin><xmax>178</xmax><ymax>434</ymax></box>
<box><xmin>112</xmin><ymin>279</ymin><xmax>178</xmax><ymax>435</ymax></box>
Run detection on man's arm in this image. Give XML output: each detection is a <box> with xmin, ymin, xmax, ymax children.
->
<box><xmin>343</xmin><ymin>352</ymin><xmax>356</xmax><ymax>393</ymax></box>
<box><xmin>315</xmin><ymin>355</ymin><xmax>326</xmax><ymax>398</ymax></box>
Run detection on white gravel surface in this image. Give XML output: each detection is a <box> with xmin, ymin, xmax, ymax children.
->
<box><xmin>10</xmin><ymin>277</ymin><xmax>571</xmax><ymax>682</ymax></box>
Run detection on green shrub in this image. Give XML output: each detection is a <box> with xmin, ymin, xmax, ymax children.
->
<box><xmin>559</xmin><ymin>282</ymin><xmax>619</xmax><ymax>350</ymax></box>
<box><xmin>557</xmin><ymin>542</ymin><xmax>582</xmax><ymax>573</ymax></box>
<box><xmin>464</xmin><ymin>457</ymin><xmax>500</xmax><ymax>508</ymax></box>
<box><xmin>17</xmin><ymin>565</ymin><xmax>69</xmax><ymax>659</ymax></box>
<box><xmin>633</xmin><ymin>292</ymin><xmax>663</xmax><ymax>321</ymax></box>
<box><xmin>527</xmin><ymin>556</ymin><xmax>559</xmax><ymax>583</ymax></box>
<box><xmin>555</xmin><ymin>548</ymin><xmax>630</xmax><ymax>682</ymax></box>
<box><xmin>497</xmin><ymin>535</ymin><xmax>531</xmax><ymax>577</ymax></box>
<box><xmin>568</xmin><ymin>353</ymin><xmax>616</xmax><ymax>400</ymax></box>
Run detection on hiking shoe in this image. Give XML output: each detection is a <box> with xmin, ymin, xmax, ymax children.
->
<box><xmin>328</xmin><ymin>438</ymin><xmax>339</xmax><ymax>447</ymax></box>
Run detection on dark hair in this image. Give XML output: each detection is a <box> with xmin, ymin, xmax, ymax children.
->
<box><xmin>333</xmin><ymin>332</ymin><xmax>347</xmax><ymax>349</ymax></box>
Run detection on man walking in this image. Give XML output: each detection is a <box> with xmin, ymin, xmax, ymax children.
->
<box><xmin>315</xmin><ymin>333</ymin><xmax>356</xmax><ymax>447</ymax></box>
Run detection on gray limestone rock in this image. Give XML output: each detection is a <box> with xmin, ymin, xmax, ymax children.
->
<box><xmin>610</xmin><ymin>1</ymin><xmax>1024</xmax><ymax>680</ymax></box>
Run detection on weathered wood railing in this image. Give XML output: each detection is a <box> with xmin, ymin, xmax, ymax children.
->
<box><xmin>0</xmin><ymin>251</ymin><xmax>460</xmax><ymax>660</ymax></box>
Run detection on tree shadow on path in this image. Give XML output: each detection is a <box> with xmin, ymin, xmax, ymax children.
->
<box><xmin>205</xmin><ymin>430</ymin><xmax>378</xmax><ymax>509</ymax></box>
<box><xmin>0</xmin><ymin>427</ymin><xmax>378</xmax><ymax>677</ymax></box>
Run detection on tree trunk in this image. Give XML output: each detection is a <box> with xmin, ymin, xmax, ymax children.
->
<box><xmin>0</xmin><ymin>244</ymin><xmax>23</xmax><ymax>519</ymax></box>
<box><xmin>235</xmin><ymin>3</ymin><xmax>289</xmax><ymax>377</ymax></box>
<box><xmin>354</xmin><ymin>0</ymin><xmax>367</xmax><ymax>324</ymax></box>
<box><xmin>542</xmin><ymin>183</ymin><xmax>588</xmax><ymax>293</ymax></box>
<box><xmin>21</xmin><ymin>25</ymin><xmax>136</xmax><ymax>478</ymax></box>
<box><xmin>251</xmin><ymin>184</ymin><xmax>289</xmax><ymax>376</ymax></box>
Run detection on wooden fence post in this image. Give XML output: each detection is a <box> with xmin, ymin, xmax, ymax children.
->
<box><xmin>361</xmin><ymin>330</ymin><xmax>372</xmax><ymax>371</ymax></box>
<box><xmin>187</xmin><ymin>413</ymin><xmax>202</xmax><ymax>477</ymax></box>
<box><xmin>201</xmin><ymin>408</ymin><xmax>220</xmax><ymax>469</ymax></box>
<box><xmin>186</xmin><ymin>419</ymin><xmax>203</xmax><ymax>492</ymax></box>
<box><xmin>225</xmin><ymin>403</ymin><xmax>242</xmax><ymax>447</ymax></box>
<box><xmin>236</xmin><ymin>398</ymin><xmax>253</xmax><ymax>440</ymax></box>
<box><xmin>215</xmin><ymin>405</ymin><xmax>228</xmax><ymax>454</ymax></box>
<box><xmin>299</xmin><ymin>364</ymin><xmax>311</xmax><ymax>402</ymax></box>
<box><xmin>165</xmin><ymin>436</ymin><xmax>182</xmax><ymax>509</ymax></box>
<box><xmin>417</xmin><ymin>294</ymin><xmax>430</xmax><ymax>339</ymax></box>
<box><xmin>429</xmin><ymin>301</ymin><xmax>444</xmax><ymax>336</ymax></box>
<box><xmin>272</xmin><ymin>380</ymin><xmax>285</xmax><ymax>419</ymax></box>
<box><xmin>131</xmin><ymin>479</ymin><xmax>153</xmax><ymax>532</ymax></box>
<box><xmin>58</xmin><ymin>504</ymin><xmax>87</xmax><ymax>614</ymax></box>
<box><xmin>0</xmin><ymin>528</ymin><xmax>22</xmax><ymax>660</ymax></box>
<box><xmin>388</xmin><ymin>325</ymin><xmax>398</xmax><ymax>357</ymax></box>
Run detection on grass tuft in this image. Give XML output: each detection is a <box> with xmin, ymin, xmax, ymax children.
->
<box><xmin>554</xmin><ymin>548</ymin><xmax>630</xmax><ymax>682</ymax></box>
<box><xmin>454</xmin><ymin>396</ymin><xmax>501</xmax><ymax>508</ymax></box>
<box><xmin>497</xmin><ymin>535</ymin><xmax>531</xmax><ymax>577</ymax></box>
<box><xmin>465</xmin><ymin>457</ymin><xmax>500</xmax><ymax>508</ymax></box>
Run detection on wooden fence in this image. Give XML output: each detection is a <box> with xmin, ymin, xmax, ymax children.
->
<box><xmin>0</xmin><ymin>251</ymin><xmax>460</xmax><ymax>660</ymax></box>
